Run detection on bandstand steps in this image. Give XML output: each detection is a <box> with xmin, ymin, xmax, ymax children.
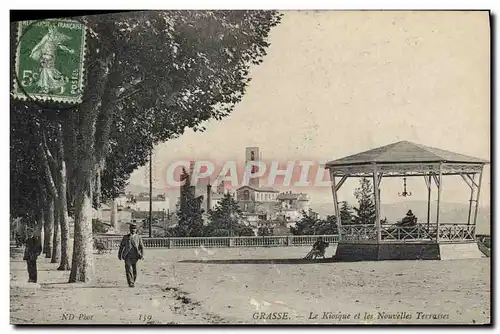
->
<box><xmin>477</xmin><ymin>240</ymin><xmax>491</xmax><ymax>258</ymax></box>
<box><xmin>439</xmin><ymin>242</ymin><xmax>485</xmax><ymax>260</ymax></box>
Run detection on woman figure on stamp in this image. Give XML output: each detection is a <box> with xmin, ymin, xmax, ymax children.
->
<box><xmin>29</xmin><ymin>24</ymin><xmax>75</xmax><ymax>94</ymax></box>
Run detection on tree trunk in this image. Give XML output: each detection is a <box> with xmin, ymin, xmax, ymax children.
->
<box><xmin>69</xmin><ymin>176</ymin><xmax>94</xmax><ymax>283</ymax></box>
<box><xmin>51</xmin><ymin>204</ymin><xmax>61</xmax><ymax>263</ymax></box>
<box><xmin>56</xmin><ymin>123</ymin><xmax>71</xmax><ymax>270</ymax></box>
<box><xmin>110</xmin><ymin>198</ymin><xmax>118</xmax><ymax>228</ymax></box>
<box><xmin>95</xmin><ymin>165</ymin><xmax>102</xmax><ymax>221</ymax></box>
<box><xmin>43</xmin><ymin>207</ymin><xmax>49</xmax><ymax>255</ymax></box>
<box><xmin>67</xmin><ymin>47</ymin><xmax>114</xmax><ymax>283</ymax></box>
<box><xmin>57</xmin><ymin>150</ymin><xmax>70</xmax><ymax>270</ymax></box>
<box><xmin>36</xmin><ymin>204</ymin><xmax>45</xmax><ymax>251</ymax></box>
<box><xmin>44</xmin><ymin>197</ymin><xmax>55</xmax><ymax>258</ymax></box>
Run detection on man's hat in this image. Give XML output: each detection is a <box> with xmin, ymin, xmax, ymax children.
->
<box><xmin>406</xmin><ymin>210</ymin><xmax>413</xmax><ymax>215</ymax></box>
<box><xmin>129</xmin><ymin>223</ymin><xmax>137</xmax><ymax>229</ymax></box>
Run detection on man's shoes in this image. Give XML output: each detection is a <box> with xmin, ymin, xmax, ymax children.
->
<box><xmin>129</xmin><ymin>284</ymin><xmax>135</xmax><ymax>287</ymax></box>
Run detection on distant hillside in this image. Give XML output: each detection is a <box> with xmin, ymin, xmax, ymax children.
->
<box><xmin>310</xmin><ymin>200</ymin><xmax>490</xmax><ymax>234</ymax></box>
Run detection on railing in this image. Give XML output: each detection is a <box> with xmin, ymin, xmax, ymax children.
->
<box><xmin>340</xmin><ymin>225</ymin><xmax>377</xmax><ymax>241</ymax></box>
<box><xmin>381</xmin><ymin>224</ymin><xmax>434</xmax><ymax>241</ymax></box>
<box><xmin>94</xmin><ymin>234</ymin><xmax>339</xmax><ymax>250</ymax></box>
<box><xmin>438</xmin><ymin>224</ymin><xmax>475</xmax><ymax>242</ymax></box>
<box><xmin>169</xmin><ymin>237</ymin><xmax>230</xmax><ymax>248</ymax></box>
<box><xmin>339</xmin><ymin>223</ymin><xmax>477</xmax><ymax>243</ymax></box>
<box><xmin>94</xmin><ymin>224</ymin><xmax>477</xmax><ymax>250</ymax></box>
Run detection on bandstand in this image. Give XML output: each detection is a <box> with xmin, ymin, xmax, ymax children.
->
<box><xmin>325</xmin><ymin>141</ymin><xmax>489</xmax><ymax>261</ymax></box>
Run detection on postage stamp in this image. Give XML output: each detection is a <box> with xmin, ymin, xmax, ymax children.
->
<box><xmin>12</xmin><ymin>19</ymin><xmax>86</xmax><ymax>104</ymax></box>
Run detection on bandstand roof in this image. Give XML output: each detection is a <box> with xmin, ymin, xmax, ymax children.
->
<box><xmin>325</xmin><ymin>141</ymin><xmax>489</xmax><ymax>177</ymax></box>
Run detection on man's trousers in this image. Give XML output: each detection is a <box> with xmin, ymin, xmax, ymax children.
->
<box><xmin>124</xmin><ymin>257</ymin><xmax>139</xmax><ymax>286</ymax></box>
<box><xmin>27</xmin><ymin>260</ymin><xmax>37</xmax><ymax>283</ymax></box>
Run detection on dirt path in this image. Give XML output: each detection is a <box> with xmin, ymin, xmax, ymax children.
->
<box><xmin>10</xmin><ymin>247</ymin><xmax>229</xmax><ymax>324</ymax></box>
<box><xmin>10</xmin><ymin>246</ymin><xmax>490</xmax><ymax>324</ymax></box>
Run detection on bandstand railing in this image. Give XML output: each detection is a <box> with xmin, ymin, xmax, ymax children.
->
<box><xmin>340</xmin><ymin>225</ymin><xmax>378</xmax><ymax>241</ymax></box>
<box><xmin>94</xmin><ymin>234</ymin><xmax>340</xmax><ymax>250</ymax></box>
<box><xmin>339</xmin><ymin>223</ymin><xmax>477</xmax><ymax>243</ymax></box>
<box><xmin>380</xmin><ymin>224</ymin><xmax>434</xmax><ymax>241</ymax></box>
<box><xmin>437</xmin><ymin>224</ymin><xmax>475</xmax><ymax>242</ymax></box>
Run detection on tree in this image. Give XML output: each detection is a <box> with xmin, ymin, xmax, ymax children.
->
<box><xmin>257</xmin><ymin>225</ymin><xmax>272</xmax><ymax>236</ymax></box>
<box><xmin>339</xmin><ymin>201</ymin><xmax>355</xmax><ymax>225</ymax></box>
<box><xmin>353</xmin><ymin>178</ymin><xmax>376</xmax><ymax>225</ymax></box>
<box><xmin>290</xmin><ymin>211</ymin><xmax>338</xmax><ymax>235</ymax></box>
<box><xmin>99</xmin><ymin>10</ymin><xmax>283</xmax><ymax>202</ymax></box>
<box><xmin>51</xmin><ymin>205</ymin><xmax>61</xmax><ymax>263</ymax></box>
<box><xmin>318</xmin><ymin>215</ymin><xmax>338</xmax><ymax>235</ymax></box>
<box><xmin>234</xmin><ymin>225</ymin><xmax>255</xmax><ymax>237</ymax></box>
<box><xmin>10</xmin><ymin>105</ymin><xmax>44</xmax><ymax>239</ymax></box>
<box><xmin>206</xmin><ymin>193</ymin><xmax>250</xmax><ymax>237</ymax></box>
<box><xmin>175</xmin><ymin>168</ymin><xmax>205</xmax><ymax>237</ymax></box>
<box><xmin>290</xmin><ymin>211</ymin><xmax>317</xmax><ymax>235</ymax></box>
<box><xmin>69</xmin><ymin>11</ymin><xmax>281</xmax><ymax>282</ymax></box>
<box><xmin>36</xmin><ymin>113</ymin><xmax>72</xmax><ymax>269</ymax></box>
<box><xmin>10</xmin><ymin>10</ymin><xmax>282</xmax><ymax>283</ymax></box>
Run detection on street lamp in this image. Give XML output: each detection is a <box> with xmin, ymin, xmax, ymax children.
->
<box><xmin>148</xmin><ymin>148</ymin><xmax>153</xmax><ymax>238</ymax></box>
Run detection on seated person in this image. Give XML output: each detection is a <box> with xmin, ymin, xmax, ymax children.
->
<box><xmin>399</xmin><ymin>210</ymin><xmax>417</xmax><ymax>226</ymax></box>
<box><xmin>304</xmin><ymin>237</ymin><xmax>329</xmax><ymax>260</ymax></box>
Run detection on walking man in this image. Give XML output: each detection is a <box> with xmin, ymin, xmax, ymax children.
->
<box><xmin>118</xmin><ymin>223</ymin><xmax>145</xmax><ymax>287</ymax></box>
<box><xmin>23</xmin><ymin>230</ymin><xmax>42</xmax><ymax>283</ymax></box>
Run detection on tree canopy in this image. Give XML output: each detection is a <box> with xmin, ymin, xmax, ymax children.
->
<box><xmin>206</xmin><ymin>193</ymin><xmax>254</xmax><ymax>237</ymax></box>
<box><xmin>353</xmin><ymin>177</ymin><xmax>376</xmax><ymax>224</ymax></box>
<box><xmin>290</xmin><ymin>210</ymin><xmax>337</xmax><ymax>235</ymax></box>
<box><xmin>10</xmin><ymin>10</ymin><xmax>282</xmax><ymax>282</ymax></box>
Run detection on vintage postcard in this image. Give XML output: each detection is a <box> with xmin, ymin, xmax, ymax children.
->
<box><xmin>10</xmin><ymin>10</ymin><xmax>491</xmax><ymax>325</ymax></box>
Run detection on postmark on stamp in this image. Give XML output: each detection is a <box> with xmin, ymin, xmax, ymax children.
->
<box><xmin>12</xmin><ymin>19</ymin><xmax>86</xmax><ymax>104</ymax></box>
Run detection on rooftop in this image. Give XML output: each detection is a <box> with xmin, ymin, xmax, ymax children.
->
<box><xmin>325</xmin><ymin>141</ymin><xmax>489</xmax><ymax>167</ymax></box>
<box><xmin>277</xmin><ymin>192</ymin><xmax>309</xmax><ymax>201</ymax></box>
<box><xmin>237</xmin><ymin>185</ymin><xmax>280</xmax><ymax>193</ymax></box>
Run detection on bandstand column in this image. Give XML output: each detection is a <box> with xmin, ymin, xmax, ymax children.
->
<box><xmin>472</xmin><ymin>169</ymin><xmax>484</xmax><ymax>238</ymax></box>
<box><xmin>329</xmin><ymin>170</ymin><xmax>342</xmax><ymax>241</ymax></box>
<box><xmin>425</xmin><ymin>175</ymin><xmax>432</xmax><ymax>232</ymax></box>
<box><xmin>436</xmin><ymin>163</ymin><xmax>443</xmax><ymax>243</ymax></box>
<box><xmin>377</xmin><ymin>173</ymin><xmax>383</xmax><ymax>221</ymax></box>
<box><xmin>466</xmin><ymin>174</ymin><xmax>475</xmax><ymax>225</ymax></box>
<box><xmin>373</xmin><ymin>165</ymin><xmax>381</xmax><ymax>243</ymax></box>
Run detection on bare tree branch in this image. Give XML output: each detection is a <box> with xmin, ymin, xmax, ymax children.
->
<box><xmin>37</xmin><ymin>129</ymin><xmax>58</xmax><ymax>200</ymax></box>
<box><xmin>42</xmin><ymin>131</ymin><xmax>58</xmax><ymax>169</ymax></box>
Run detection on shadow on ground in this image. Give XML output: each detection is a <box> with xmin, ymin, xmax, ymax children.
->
<box><xmin>178</xmin><ymin>258</ymin><xmax>340</xmax><ymax>264</ymax></box>
<box><xmin>39</xmin><ymin>282</ymin><xmax>127</xmax><ymax>289</ymax></box>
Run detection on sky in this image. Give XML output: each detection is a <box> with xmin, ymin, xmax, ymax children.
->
<box><xmin>129</xmin><ymin>11</ymin><xmax>491</xmax><ymax>208</ymax></box>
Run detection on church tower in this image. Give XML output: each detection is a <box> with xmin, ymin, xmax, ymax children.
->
<box><xmin>245</xmin><ymin>147</ymin><xmax>261</xmax><ymax>188</ymax></box>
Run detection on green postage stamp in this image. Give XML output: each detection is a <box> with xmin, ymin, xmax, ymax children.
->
<box><xmin>12</xmin><ymin>19</ymin><xmax>86</xmax><ymax>104</ymax></box>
